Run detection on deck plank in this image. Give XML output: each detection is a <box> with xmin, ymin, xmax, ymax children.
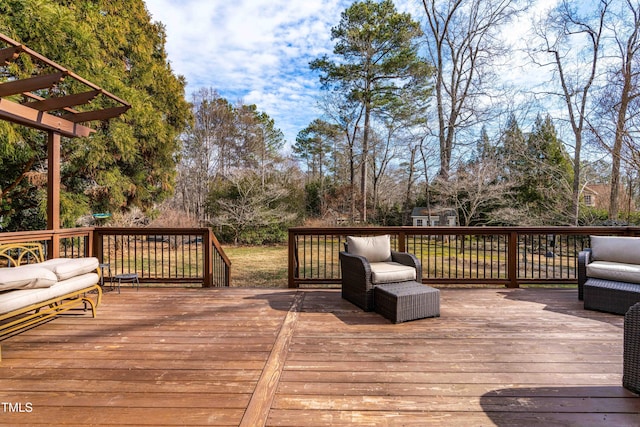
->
<box><xmin>0</xmin><ymin>287</ymin><xmax>638</xmax><ymax>426</ymax></box>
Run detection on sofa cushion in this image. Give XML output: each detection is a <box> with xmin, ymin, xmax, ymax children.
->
<box><xmin>0</xmin><ymin>266</ymin><xmax>58</xmax><ymax>291</ymax></box>
<box><xmin>587</xmin><ymin>261</ymin><xmax>640</xmax><ymax>284</ymax></box>
<box><xmin>370</xmin><ymin>262</ymin><xmax>416</xmax><ymax>284</ymax></box>
<box><xmin>347</xmin><ymin>235</ymin><xmax>392</xmax><ymax>263</ymax></box>
<box><xmin>0</xmin><ymin>272</ymin><xmax>99</xmax><ymax>315</ymax></box>
<box><xmin>38</xmin><ymin>257</ymin><xmax>99</xmax><ymax>281</ymax></box>
<box><xmin>591</xmin><ymin>236</ymin><xmax>640</xmax><ymax>264</ymax></box>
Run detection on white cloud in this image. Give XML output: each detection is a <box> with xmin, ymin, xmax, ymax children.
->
<box><xmin>144</xmin><ymin>0</ymin><xmax>351</xmax><ymax>145</ymax></box>
<box><xmin>145</xmin><ymin>0</ymin><xmax>582</xmax><ymax>148</ymax></box>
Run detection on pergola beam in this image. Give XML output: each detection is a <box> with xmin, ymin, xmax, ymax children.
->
<box><xmin>24</xmin><ymin>89</ymin><xmax>101</xmax><ymax>112</ymax></box>
<box><xmin>0</xmin><ymin>97</ymin><xmax>93</xmax><ymax>138</ymax></box>
<box><xmin>0</xmin><ymin>72</ymin><xmax>65</xmax><ymax>97</ymax></box>
<box><xmin>63</xmin><ymin>105</ymin><xmax>130</xmax><ymax>123</ymax></box>
<box><xmin>0</xmin><ymin>46</ymin><xmax>21</xmax><ymax>64</ymax></box>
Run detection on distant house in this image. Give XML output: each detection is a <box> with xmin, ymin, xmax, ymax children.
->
<box><xmin>411</xmin><ymin>207</ymin><xmax>457</xmax><ymax>227</ymax></box>
<box><xmin>583</xmin><ymin>184</ymin><xmax>636</xmax><ymax>212</ymax></box>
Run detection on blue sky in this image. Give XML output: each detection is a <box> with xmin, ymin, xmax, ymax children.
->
<box><xmin>143</xmin><ymin>0</ymin><xmax>560</xmax><ymax>147</ymax></box>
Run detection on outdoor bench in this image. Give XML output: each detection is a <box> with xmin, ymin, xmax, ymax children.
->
<box><xmin>0</xmin><ymin>243</ymin><xmax>102</xmax><ymax>352</ymax></box>
<box><xmin>578</xmin><ymin>235</ymin><xmax>640</xmax><ymax>315</ymax></box>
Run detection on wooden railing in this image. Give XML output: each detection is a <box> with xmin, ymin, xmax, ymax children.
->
<box><xmin>94</xmin><ymin>227</ymin><xmax>230</xmax><ymax>287</ymax></box>
<box><xmin>0</xmin><ymin>228</ymin><xmax>93</xmax><ymax>263</ymax></box>
<box><xmin>0</xmin><ymin>227</ymin><xmax>231</xmax><ymax>287</ymax></box>
<box><xmin>288</xmin><ymin>226</ymin><xmax>640</xmax><ymax>288</ymax></box>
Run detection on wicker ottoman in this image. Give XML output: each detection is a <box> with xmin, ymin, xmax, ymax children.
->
<box><xmin>374</xmin><ymin>281</ymin><xmax>440</xmax><ymax>323</ymax></box>
<box><xmin>624</xmin><ymin>302</ymin><xmax>640</xmax><ymax>394</ymax></box>
<box><xmin>584</xmin><ymin>278</ymin><xmax>640</xmax><ymax>315</ymax></box>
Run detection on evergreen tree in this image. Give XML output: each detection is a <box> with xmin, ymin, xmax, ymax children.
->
<box><xmin>0</xmin><ymin>0</ymin><xmax>191</xmax><ymax>229</ymax></box>
<box><xmin>524</xmin><ymin>114</ymin><xmax>573</xmax><ymax>223</ymax></box>
<box><xmin>499</xmin><ymin>113</ymin><xmax>527</xmax><ymax>186</ymax></box>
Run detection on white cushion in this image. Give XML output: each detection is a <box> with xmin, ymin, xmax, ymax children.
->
<box><xmin>370</xmin><ymin>262</ymin><xmax>416</xmax><ymax>284</ymax></box>
<box><xmin>347</xmin><ymin>235</ymin><xmax>392</xmax><ymax>263</ymax></box>
<box><xmin>587</xmin><ymin>261</ymin><xmax>640</xmax><ymax>284</ymax></box>
<box><xmin>590</xmin><ymin>236</ymin><xmax>640</xmax><ymax>264</ymax></box>
<box><xmin>38</xmin><ymin>257</ymin><xmax>99</xmax><ymax>281</ymax></box>
<box><xmin>0</xmin><ymin>272</ymin><xmax>99</xmax><ymax>314</ymax></box>
<box><xmin>0</xmin><ymin>266</ymin><xmax>58</xmax><ymax>291</ymax></box>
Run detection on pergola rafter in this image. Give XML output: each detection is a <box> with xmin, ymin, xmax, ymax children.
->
<box><xmin>0</xmin><ymin>33</ymin><xmax>130</xmax><ymax>138</ymax></box>
<box><xmin>0</xmin><ymin>32</ymin><xmax>130</xmax><ymax>254</ymax></box>
<box><xmin>24</xmin><ymin>89</ymin><xmax>101</xmax><ymax>112</ymax></box>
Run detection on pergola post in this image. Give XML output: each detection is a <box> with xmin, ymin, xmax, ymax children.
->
<box><xmin>47</xmin><ymin>131</ymin><xmax>61</xmax><ymax>258</ymax></box>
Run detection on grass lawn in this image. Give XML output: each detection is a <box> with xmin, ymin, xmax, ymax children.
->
<box><xmin>223</xmin><ymin>244</ymin><xmax>288</xmax><ymax>288</ymax></box>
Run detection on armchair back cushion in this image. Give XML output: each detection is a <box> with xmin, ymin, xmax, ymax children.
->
<box><xmin>591</xmin><ymin>235</ymin><xmax>640</xmax><ymax>264</ymax></box>
<box><xmin>347</xmin><ymin>235</ymin><xmax>392</xmax><ymax>263</ymax></box>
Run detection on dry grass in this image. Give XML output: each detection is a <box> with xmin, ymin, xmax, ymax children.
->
<box><xmin>223</xmin><ymin>244</ymin><xmax>289</xmax><ymax>287</ymax></box>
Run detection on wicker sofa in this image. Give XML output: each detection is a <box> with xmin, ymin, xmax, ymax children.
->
<box><xmin>0</xmin><ymin>243</ymin><xmax>102</xmax><ymax>342</ymax></box>
<box><xmin>624</xmin><ymin>302</ymin><xmax>640</xmax><ymax>394</ymax></box>
<box><xmin>578</xmin><ymin>236</ymin><xmax>640</xmax><ymax>315</ymax></box>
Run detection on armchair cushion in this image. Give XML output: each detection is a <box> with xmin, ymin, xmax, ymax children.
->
<box><xmin>587</xmin><ymin>261</ymin><xmax>640</xmax><ymax>284</ymax></box>
<box><xmin>347</xmin><ymin>235</ymin><xmax>392</xmax><ymax>263</ymax></box>
<box><xmin>370</xmin><ymin>262</ymin><xmax>417</xmax><ymax>284</ymax></box>
<box><xmin>591</xmin><ymin>235</ymin><xmax>640</xmax><ymax>264</ymax></box>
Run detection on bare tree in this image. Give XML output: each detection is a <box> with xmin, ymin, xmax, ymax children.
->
<box><xmin>210</xmin><ymin>171</ymin><xmax>297</xmax><ymax>245</ymax></box>
<box><xmin>176</xmin><ymin>88</ymin><xmax>234</xmax><ymax>222</ymax></box>
<box><xmin>420</xmin><ymin>0</ymin><xmax>522</xmax><ymax>181</ymax></box>
<box><xmin>317</xmin><ymin>93</ymin><xmax>365</xmax><ymax>221</ymax></box>
<box><xmin>531</xmin><ymin>0</ymin><xmax>609</xmax><ymax>224</ymax></box>
<box><xmin>435</xmin><ymin>156</ymin><xmax>512</xmax><ymax>226</ymax></box>
<box><xmin>591</xmin><ymin>0</ymin><xmax>640</xmax><ymax>219</ymax></box>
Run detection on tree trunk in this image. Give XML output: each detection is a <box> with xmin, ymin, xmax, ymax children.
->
<box><xmin>404</xmin><ymin>146</ymin><xmax>417</xmax><ymax>224</ymax></box>
<box><xmin>360</xmin><ymin>101</ymin><xmax>371</xmax><ymax>223</ymax></box>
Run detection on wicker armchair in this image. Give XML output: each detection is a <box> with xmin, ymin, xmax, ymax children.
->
<box><xmin>577</xmin><ymin>248</ymin><xmax>591</xmax><ymax>301</ymax></box>
<box><xmin>339</xmin><ymin>235</ymin><xmax>421</xmax><ymax>311</ymax></box>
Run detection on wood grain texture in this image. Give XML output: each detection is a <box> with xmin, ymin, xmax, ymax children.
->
<box><xmin>0</xmin><ymin>287</ymin><xmax>638</xmax><ymax>426</ymax></box>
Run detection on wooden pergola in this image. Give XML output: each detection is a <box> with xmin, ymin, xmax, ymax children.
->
<box><xmin>0</xmin><ymin>33</ymin><xmax>130</xmax><ymax>254</ymax></box>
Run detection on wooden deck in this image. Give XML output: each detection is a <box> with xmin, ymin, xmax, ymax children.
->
<box><xmin>1</xmin><ymin>287</ymin><xmax>638</xmax><ymax>426</ymax></box>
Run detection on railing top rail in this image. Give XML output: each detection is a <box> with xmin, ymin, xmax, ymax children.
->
<box><xmin>94</xmin><ymin>227</ymin><xmax>213</xmax><ymax>235</ymax></box>
<box><xmin>0</xmin><ymin>227</ymin><xmax>93</xmax><ymax>243</ymax></box>
<box><xmin>54</xmin><ymin>227</ymin><xmax>94</xmax><ymax>237</ymax></box>
<box><xmin>208</xmin><ymin>229</ymin><xmax>232</xmax><ymax>266</ymax></box>
<box><xmin>288</xmin><ymin>226</ymin><xmax>640</xmax><ymax>236</ymax></box>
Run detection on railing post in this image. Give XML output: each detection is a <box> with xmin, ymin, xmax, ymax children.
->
<box><xmin>398</xmin><ymin>230</ymin><xmax>406</xmax><ymax>253</ymax></box>
<box><xmin>508</xmin><ymin>231</ymin><xmax>519</xmax><ymax>288</ymax></box>
<box><xmin>90</xmin><ymin>227</ymin><xmax>99</xmax><ymax>259</ymax></box>
<box><xmin>203</xmin><ymin>229</ymin><xmax>213</xmax><ymax>288</ymax></box>
<box><xmin>288</xmin><ymin>229</ymin><xmax>297</xmax><ymax>288</ymax></box>
<box><xmin>47</xmin><ymin>233</ymin><xmax>60</xmax><ymax>259</ymax></box>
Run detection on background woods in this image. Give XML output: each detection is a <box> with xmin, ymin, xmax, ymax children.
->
<box><xmin>1</xmin><ymin>0</ymin><xmax>639</xmax><ymax>244</ymax></box>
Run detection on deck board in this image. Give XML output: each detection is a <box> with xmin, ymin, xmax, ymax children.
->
<box><xmin>1</xmin><ymin>287</ymin><xmax>638</xmax><ymax>426</ymax></box>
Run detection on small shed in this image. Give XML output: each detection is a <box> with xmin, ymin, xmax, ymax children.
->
<box><xmin>411</xmin><ymin>207</ymin><xmax>457</xmax><ymax>227</ymax></box>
